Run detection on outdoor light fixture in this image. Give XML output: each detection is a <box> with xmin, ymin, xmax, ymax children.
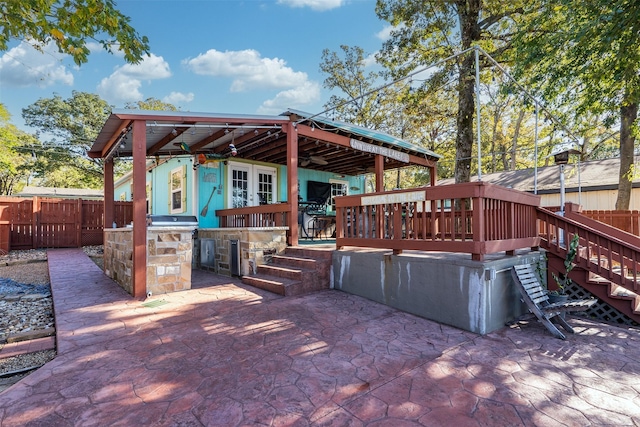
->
<box><xmin>171</xmin><ymin>128</ymin><xmax>178</xmax><ymax>136</ymax></box>
<box><xmin>551</xmin><ymin>140</ymin><xmax>582</xmax><ymax>245</ymax></box>
<box><xmin>104</xmin><ymin>127</ymin><xmax>131</xmax><ymax>162</ymax></box>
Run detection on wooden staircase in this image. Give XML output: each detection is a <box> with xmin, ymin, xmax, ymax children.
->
<box><xmin>539</xmin><ymin>206</ymin><xmax>640</xmax><ymax>324</ymax></box>
<box><xmin>241</xmin><ymin>247</ymin><xmax>333</xmax><ymax>296</ymax></box>
<box><xmin>547</xmin><ymin>253</ymin><xmax>640</xmax><ymax>324</ymax></box>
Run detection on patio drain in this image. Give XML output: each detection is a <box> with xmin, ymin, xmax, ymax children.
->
<box><xmin>142</xmin><ymin>300</ymin><xmax>169</xmax><ymax>308</ymax></box>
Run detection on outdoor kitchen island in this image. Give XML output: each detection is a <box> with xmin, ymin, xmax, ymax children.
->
<box><xmin>103</xmin><ymin>215</ymin><xmax>197</xmax><ymax>297</ymax></box>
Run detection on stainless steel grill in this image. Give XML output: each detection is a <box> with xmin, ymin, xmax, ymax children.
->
<box><xmin>146</xmin><ymin>215</ymin><xmax>198</xmax><ymax>227</ymax></box>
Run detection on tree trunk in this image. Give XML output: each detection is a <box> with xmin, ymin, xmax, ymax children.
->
<box><xmin>510</xmin><ymin>109</ymin><xmax>525</xmax><ymax>170</ymax></box>
<box><xmin>490</xmin><ymin>110</ymin><xmax>500</xmax><ymax>173</ymax></box>
<box><xmin>615</xmin><ymin>101</ymin><xmax>638</xmax><ymax>210</ymax></box>
<box><xmin>454</xmin><ymin>0</ymin><xmax>481</xmax><ymax>184</ymax></box>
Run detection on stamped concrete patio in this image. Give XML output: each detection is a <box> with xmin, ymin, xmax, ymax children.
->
<box><xmin>1</xmin><ymin>248</ymin><xmax>640</xmax><ymax>426</ymax></box>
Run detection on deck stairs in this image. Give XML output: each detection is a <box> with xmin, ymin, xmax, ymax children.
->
<box><xmin>547</xmin><ymin>253</ymin><xmax>640</xmax><ymax>325</ymax></box>
<box><xmin>539</xmin><ymin>207</ymin><xmax>640</xmax><ymax>325</ymax></box>
<box><xmin>241</xmin><ymin>246</ymin><xmax>333</xmax><ymax>296</ymax></box>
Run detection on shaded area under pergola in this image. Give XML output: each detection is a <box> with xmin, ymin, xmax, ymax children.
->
<box><xmin>89</xmin><ymin>109</ymin><xmax>440</xmax><ymax>299</ymax></box>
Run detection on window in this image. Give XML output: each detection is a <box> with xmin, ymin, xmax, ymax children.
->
<box><xmin>329</xmin><ymin>179</ymin><xmax>348</xmax><ymax>212</ymax></box>
<box><xmin>170</xmin><ymin>166</ymin><xmax>186</xmax><ymax>213</ymax></box>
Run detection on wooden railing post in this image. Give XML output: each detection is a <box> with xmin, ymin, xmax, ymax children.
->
<box><xmin>472</xmin><ymin>195</ymin><xmax>484</xmax><ymax>261</ymax></box>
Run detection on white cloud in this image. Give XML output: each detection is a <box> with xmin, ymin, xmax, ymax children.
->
<box><xmin>162</xmin><ymin>91</ymin><xmax>195</xmax><ymax>105</ymax></box>
<box><xmin>257</xmin><ymin>81</ymin><xmax>321</xmax><ymax>115</ymax></box>
<box><xmin>85</xmin><ymin>41</ymin><xmax>103</xmax><ymax>54</ymax></box>
<box><xmin>376</xmin><ymin>24</ymin><xmax>405</xmax><ymax>41</ymax></box>
<box><xmin>362</xmin><ymin>53</ymin><xmax>378</xmax><ymax>68</ymax></box>
<box><xmin>0</xmin><ymin>41</ymin><xmax>73</xmax><ymax>87</ymax></box>
<box><xmin>97</xmin><ymin>53</ymin><xmax>171</xmax><ymax>103</ymax></box>
<box><xmin>184</xmin><ymin>49</ymin><xmax>308</xmax><ymax>92</ymax></box>
<box><xmin>86</xmin><ymin>41</ymin><xmax>125</xmax><ymax>57</ymax></box>
<box><xmin>277</xmin><ymin>0</ymin><xmax>344</xmax><ymax>11</ymax></box>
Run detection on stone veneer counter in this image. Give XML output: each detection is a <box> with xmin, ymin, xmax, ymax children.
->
<box><xmin>104</xmin><ymin>226</ymin><xmax>194</xmax><ymax>296</ymax></box>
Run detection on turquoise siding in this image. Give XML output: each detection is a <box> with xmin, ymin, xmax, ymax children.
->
<box><xmin>150</xmin><ymin>158</ymin><xmax>194</xmax><ymax>216</ymax></box>
<box><xmin>115</xmin><ymin>158</ymin><xmax>365</xmax><ymax>229</ymax></box>
<box><xmin>198</xmin><ymin>162</ymin><xmax>225</xmax><ymax>228</ymax></box>
<box><xmin>114</xmin><ymin>157</ymin><xmax>195</xmax><ymax>217</ymax></box>
<box><xmin>296</xmin><ymin>168</ymin><xmax>364</xmax><ymax>210</ymax></box>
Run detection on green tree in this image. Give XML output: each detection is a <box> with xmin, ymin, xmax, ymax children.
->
<box><xmin>320</xmin><ymin>45</ymin><xmax>386</xmax><ymax>128</ymax></box>
<box><xmin>375</xmin><ymin>0</ymin><xmax>525</xmax><ymax>183</ymax></box>
<box><xmin>125</xmin><ymin>97</ymin><xmax>178</xmax><ymax>111</ymax></box>
<box><xmin>512</xmin><ymin>0</ymin><xmax>640</xmax><ymax>209</ymax></box>
<box><xmin>0</xmin><ymin>104</ymin><xmax>41</xmax><ymax>195</ymax></box>
<box><xmin>0</xmin><ymin>0</ymin><xmax>150</xmax><ymax>65</ymax></box>
<box><xmin>320</xmin><ymin>45</ymin><xmax>456</xmax><ymax>188</ymax></box>
<box><xmin>21</xmin><ymin>91</ymin><xmax>113</xmax><ymax>188</ymax></box>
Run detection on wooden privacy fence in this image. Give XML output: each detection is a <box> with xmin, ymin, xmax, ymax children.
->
<box><xmin>334</xmin><ymin>182</ymin><xmax>542</xmax><ymax>260</ymax></box>
<box><xmin>580</xmin><ymin>209</ymin><xmax>640</xmax><ymax>237</ymax></box>
<box><xmin>0</xmin><ymin>197</ymin><xmax>132</xmax><ymax>252</ymax></box>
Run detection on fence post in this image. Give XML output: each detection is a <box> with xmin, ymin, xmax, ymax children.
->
<box><xmin>32</xmin><ymin>196</ymin><xmax>39</xmax><ymax>249</ymax></box>
<box><xmin>77</xmin><ymin>198</ymin><xmax>83</xmax><ymax>248</ymax></box>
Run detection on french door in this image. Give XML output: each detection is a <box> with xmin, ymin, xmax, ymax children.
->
<box><xmin>227</xmin><ymin>162</ymin><xmax>277</xmax><ymax>208</ymax></box>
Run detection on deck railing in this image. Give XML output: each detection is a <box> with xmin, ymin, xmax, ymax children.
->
<box><xmin>536</xmin><ymin>205</ymin><xmax>640</xmax><ymax>297</ymax></box>
<box><xmin>334</xmin><ymin>182</ymin><xmax>541</xmax><ymax>260</ymax></box>
<box><xmin>216</xmin><ymin>203</ymin><xmax>291</xmax><ymax>228</ymax></box>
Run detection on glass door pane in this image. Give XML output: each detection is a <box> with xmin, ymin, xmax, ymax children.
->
<box><xmin>257</xmin><ymin>171</ymin><xmax>274</xmax><ymax>205</ymax></box>
<box><xmin>231</xmin><ymin>168</ymin><xmax>249</xmax><ymax>208</ymax></box>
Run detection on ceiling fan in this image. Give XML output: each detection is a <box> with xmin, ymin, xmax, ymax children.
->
<box><xmin>300</xmin><ymin>154</ymin><xmax>328</xmax><ymax>167</ymax></box>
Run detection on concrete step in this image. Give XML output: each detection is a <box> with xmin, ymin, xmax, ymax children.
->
<box><xmin>241</xmin><ymin>274</ymin><xmax>318</xmax><ymax>297</ymax></box>
<box><xmin>241</xmin><ymin>275</ymin><xmax>295</xmax><ymax>296</ymax></box>
<box><xmin>285</xmin><ymin>246</ymin><xmax>334</xmax><ymax>261</ymax></box>
<box><xmin>242</xmin><ymin>246</ymin><xmax>334</xmax><ymax>297</ymax></box>
<box><xmin>271</xmin><ymin>254</ymin><xmax>317</xmax><ymax>270</ymax></box>
<box><xmin>257</xmin><ymin>264</ymin><xmax>306</xmax><ymax>281</ymax></box>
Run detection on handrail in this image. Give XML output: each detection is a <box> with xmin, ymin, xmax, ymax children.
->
<box><xmin>334</xmin><ymin>182</ymin><xmax>541</xmax><ymax>260</ymax></box>
<box><xmin>536</xmin><ymin>206</ymin><xmax>640</xmax><ymax>295</ymax></box>
<box><xmin>216</xmin><ymin>203</ymin><xmax>291</xmax><ymax>228</ymax></box>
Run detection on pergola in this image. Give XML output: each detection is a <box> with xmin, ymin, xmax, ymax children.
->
<box><xmin>89</xmin><ymin>109</ymin><xmax>440</xmax><ymax>298</ymax></box>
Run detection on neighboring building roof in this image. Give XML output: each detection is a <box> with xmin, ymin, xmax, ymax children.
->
<box><xmin>436</xmin><ymin>157</ymin><xmax>638</xmax><ymax>194</ymax></box>
<box><xmin>15</xmin><ymin>186</ymin><xmax>103</xmax><ymax>199</ymax></box>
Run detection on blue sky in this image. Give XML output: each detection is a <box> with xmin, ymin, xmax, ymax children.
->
<box><xmin>1</xmin><ymin>0</ymin><xmax>390</xmax><ymax>132</ymax></box>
